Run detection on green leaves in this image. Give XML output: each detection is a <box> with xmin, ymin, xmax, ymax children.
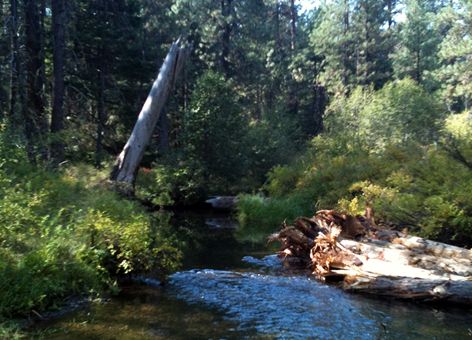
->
<box><xmin>0</xmin><ymin>145</ymin><xmax>182</xmax><ymax>317</ymax></box>
<box><xmin>327</xmin><ymin>79</ymin><xmax>444</xmax><ymax>151</ymax></box>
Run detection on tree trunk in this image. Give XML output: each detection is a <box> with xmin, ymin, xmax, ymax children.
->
<box><xmin>386</xmin><ymin>0</ymin><xmax>395</xmax><ymax>29</ymax></box>
<box><xmin>95</xmin><ymin>65</ymin><xmax>106</xmax><ymax>168</ymax></box>
<box><xmin>50</xmin><ymin>0</ymin><xmax>66</xmax><ymax>167</ymax></box>
<box><xmin>220</xmin><ymin>0</ymin><xmax>233</xmax><ymax>77</ymax></box>
<box><xmin>311</xmin><ymin>84</ymin><xmax>325</xmax><ymax>136</ymax></box>
<box><xmin>342</xmin><ymin>0</ymin><xmax>350</xmax><ymax>88</ymax></box>
<box><xmin>289</xmin><ymin>0</ymin><xmax>297</xmax><ymax>51</ymax></box>
<box><xmin>110</xmin><ymin>39</ymin><xmax>190</xmax><ymax>193</ymax></box>
<box><xmin>24</xmin><ymin>0</ymin><xmax>47</xmax><ymax>163</ymax></box>
<box><xmin>9</xmin><ymin>0</ymin><xmax>19</xmax><ymax>119</ymax></box>
<box><xmin>158</xmin><ymin>111</ymin><xmax>170</xmax><ymax>154</ymax></box>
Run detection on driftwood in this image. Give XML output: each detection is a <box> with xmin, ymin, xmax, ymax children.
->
<box><xmin>110</xmin><ymin>39</ymin><xmax>191</xmax><ymax>193</ymax></box>
<box><xmin>270</xmin><ymin>210</ymin><xmax>472</xmax><ymax>305</ymax></box>
<box><xmin>205</xmin><ymin>196</ymin><xmax>239</xmax><ymax>210</ymax></box>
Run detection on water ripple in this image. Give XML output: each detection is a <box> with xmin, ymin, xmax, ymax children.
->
<box><xmin>169</xmin><ymin>269</ymin><xmax>381</xmax><ymax>339</ymax></box>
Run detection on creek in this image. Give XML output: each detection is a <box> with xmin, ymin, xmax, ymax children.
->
<box><xmin>33</xmin><ymin>211</ymin><xmax>472</xmax><ymax>339</ymax></box>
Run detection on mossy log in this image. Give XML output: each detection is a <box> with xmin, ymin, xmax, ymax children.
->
<box><xmin>270</xmin><ymin>210</ymin><xmax>472</xmax><ymax>305</ymax></box>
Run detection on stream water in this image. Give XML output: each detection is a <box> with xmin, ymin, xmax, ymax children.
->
<box><xmin>33</xmin><ymin>211</ymin><xmax>472</xmax><ymax>339</ymax></box>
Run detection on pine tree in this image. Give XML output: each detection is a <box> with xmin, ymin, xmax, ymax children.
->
<box><xmin>50</xmin><ymin>0</ymin><xmax>66</xmax><ymax>166</ymax></box>
<box><xmin>436</xmin><ymin>0</ymin><xmax>472</xmax><ymax>112</ymax></box>
<box><xmin>311</xmin><ymin>0</ymin><xmax>356</xmax><ymax>94</ymax></box>
<box><xmin>23</xmin><ymin>0</ymin><xmax>47</xmax><ymax>162</ymax></box>
<box><xmin>392</xmin><ymin>0</ymin><xmax>441</xmax><ymax>89</ymax></box>
<box><xmin>352</xmin><ymin>0</ymin><xmax>392</xmax><ymax>88</ymax></box>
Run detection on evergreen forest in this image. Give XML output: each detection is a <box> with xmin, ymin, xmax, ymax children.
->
<box><xmin>0</xmin><ymin>0</ymin><xmax>471</xmax><ymax>337</ymax></box>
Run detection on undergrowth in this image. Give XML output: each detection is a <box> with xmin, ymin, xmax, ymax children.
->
<box><xmin>0</xmin><ymin>129</ymin><xmax>182</xmax><ymax>334</ymax></box>
<box><xmin>238</xmin><ymin>81</ymin><xmax>472</xmax><ymax>247</ymax></box>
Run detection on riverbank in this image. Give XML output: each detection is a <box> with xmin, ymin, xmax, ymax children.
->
<box><xmin>237</xmin><ymin>109</ymin><xmax>472</xmax><ymax>249</ymax></box>
<box><xmin>0</xmin><ymin>150</ymin><xmax>181</xmax><ymax>337</ymax></box>
<box><xmin>27</xmin><ymin>213</ymin><xmax>472</xmax><ymax>339</ymax></box>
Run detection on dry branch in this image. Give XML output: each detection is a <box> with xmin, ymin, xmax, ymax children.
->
<box><xmin>270</xmin><ymin>210</ymin><xmax>472</xmax><ymax>305</ymax></box>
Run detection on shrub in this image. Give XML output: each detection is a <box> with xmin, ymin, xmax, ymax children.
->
<box><xmin>238</xmin><ymin>86</ymin><xmax>471</xmax><ymax>247</ymax></box>
<box><xmin>0</xmin><ymin>130</ymin><xmax>182</xmax><ymax>318</ymax></box>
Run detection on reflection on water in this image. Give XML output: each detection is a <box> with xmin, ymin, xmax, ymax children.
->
<box><xmin>36</xmin><ymin>284</ymin><xmax>255</xmax><ymax>339</ymax></box>
<box><xmin>33</xmin><ymin>211</ymin><xmax>472</xmax><ymax>339</ymax></box>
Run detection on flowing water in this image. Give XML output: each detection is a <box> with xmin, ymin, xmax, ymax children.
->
<box><xmin>33</xmin><ymin>211</ymin><xmax>472</xmax><ymax>339</ymax></box>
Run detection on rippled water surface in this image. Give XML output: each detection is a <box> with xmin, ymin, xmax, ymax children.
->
<box><xmin>34</xmin><ymin>212</ymin><xmax>472</xmax><ymax>339</ymax></box>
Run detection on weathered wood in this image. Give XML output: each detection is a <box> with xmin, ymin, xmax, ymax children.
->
<box><xmin>271</xmin><ymin>210</ymin><xmax>472</xmax><ymax>305</ymax></box>
<box><xmin>110</xmin><ymin>39</ymin><xmax>191</xmax><ymax>193</ymax></box>
<box><xmin>205</xmin><ymin>196</ymin><xmax>239</xmax><ymax>210</ymax></box>
<box><xmin>343</xmin><ymin>276</ymin><xmax>472</xmax><ymax>305</ymax></box>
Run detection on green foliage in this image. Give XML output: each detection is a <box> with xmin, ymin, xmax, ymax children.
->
<box><xmin>135</xmin><ymin>158</ymin><xmax>206</xmax><ymax>206</ymax></box>
<box><xmin>182</xmin><ymin>71</ymin><xmax>249</xmax><ymax>192</ymax></box>
<box><xmin>237</xmin><ymin>194</ymin><xmax>311</xmax><ymax>241</ymax></box>
<box><xmin>327</xmin><ymin>79</ymin><xmax>444</xmax><ymax>150</ymax></box>
<box><xmin>243</xmin><ymin>114</ymin><xmax>300</xmax><ymax>188</ymax></box>
<box><xmin>0</xmin><ymin>131</ymin><xmax>181</xmax><ymax>319</ymax></box>
<box><xmin>134</xmin><ymin>71</ymin><xmax>301</xmax><ymax>205</ymax></box>
<box><xmin>239</xmin><ymin>83</ymin><xmax>472</xmax><ymax>246</ymax></box>
<box><xmin>392</xmin><ymin>0</ymin><xmax>441</xmax><ymax>89</ymax></box>
<box><xmin>0</xmin><ymin>321</ymin><xmax>23</xmax><ymax>340</ymax></box>
<box><xmin>436</xmin><ymin>0</ymin><xmax>472</xmax><ymax>111</ymax></box>
<box><xmin>441</xmin><ymin>112</ymin><xmax>472</xmax><ymax>165</ymax></box>
<box><xmin>311</xmin><ymin>0</ymin><xmax>393</xmax><ymax>92</ymax></box>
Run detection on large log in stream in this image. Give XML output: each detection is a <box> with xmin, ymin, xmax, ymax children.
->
<box><xmin>270</xmin><ymin>210</ymin><xmax>472</xmax><ymax>305</ymax></box>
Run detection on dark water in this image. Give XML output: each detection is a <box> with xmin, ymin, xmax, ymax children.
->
<box><xmin>33</xmin><ymin>212</ymin><xmax>472</xmax><ymax>339</ymax></box>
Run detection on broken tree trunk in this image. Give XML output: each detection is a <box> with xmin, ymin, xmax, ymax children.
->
<box><xmin>270</xmin><ymin>210</ymin><xmax>472</xmax><ymax>306</ymax></box>
<box><xmin>110</xmin><ymin>39</ymin><xmax>191</xmax><ymax>194</ymax></box>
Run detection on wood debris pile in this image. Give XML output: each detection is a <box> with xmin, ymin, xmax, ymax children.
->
<box><xmin>270</xmin><ymin>210</ymin><xmax>472</xmax><ymax>305</ymax></box>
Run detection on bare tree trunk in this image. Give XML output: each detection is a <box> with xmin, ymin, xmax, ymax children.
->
<box><xmin>110</xmin><ymin>39</ymin><xmax>190</xmax><ymax>193</ymax></box>
<box><xmin>95</xmin><ymin>65</ymin><xmax>106</xmax><ymax>168</ymax></box>
<box><xmin>272</xmin><ymin>211</ymin><xmax>472</xmax><ymax>305</ymax></box>
<box><xmin>220</xmin><ymin>0</ymin><xmax>233</xmax><ymax>77</ymax></box>
<box><xmin>51</xmin><ymin>0</ymin><xmax>66</xmax><ymax>167</ymax></box>
<box><xmin>9</xmin><ymin>0</ymin><xmax>19</xmax><ymax>119</ymax></box>
<box><xmin>289</xmin><ymin>0</ymin><xmax>296</xmax><ymax>51</ymax></box>
<box><xmin>342</xmin><ymin>0</ymin><xmax>350</xmax><ymax>88</ymax></box>
<box><xmin>312</xmin><ymin>84</ymin><xmax>326</xmax><ymax>136</ymax></box>
<box><xmin>24</xmin><ymin>0</ymin><xmax>47</xmax><ymax>163</ymax></box>
<box><xmin>158</xmin><ymin>111</ymin><xmax>170</xmax><ymax>154</ymax></box>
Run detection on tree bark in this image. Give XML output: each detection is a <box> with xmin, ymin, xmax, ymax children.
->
<box><xmin>95</xmin><ymin>65</ymin><xmax>106</xmax><ymax>168</ymax></box>
<box><xmin>24</xmin><ymin>0</ymin><xmax>47</xmax><ymax>163</ymax></box>
<box><xmin>51</xmin><ymin>0</ymin><xmax>66</xmax><ymax>167</ymax></box>
<box><xmin>271</xmin><ymin>211</ymin><xmax>472</xmax><ymax>306</ymax></box>
<box><xmin>344</xmin><ymin>276</ymin><xmax>472</xmax><ymax>305</ymax></box>
<box><xmin>158</xmin><ymin>111</ymin><xmax>170</xmax><ymax>154</ymax></box>
<box><xmin>110</xmin><ymin>39</ymin><xmax>190</xmax><ymax>193</ymax></box>
<box><xmin>342</xmin><ymin>0</ymin><xmax>350</xmax><ymax>87</ymax></box>
<box><xmin>289</xmin><ymin>0</ymin><xmax>297</xmax><ymax>51</ymax></box>
<box><xmin>220</xmin><ymin>0</ymin><xmax>233</xmax><ymax>77</ymax></box>
<box><xmin>9</xmin><ymin>0</ymin><xmax>19</xmax><ymax>119</ymax></box>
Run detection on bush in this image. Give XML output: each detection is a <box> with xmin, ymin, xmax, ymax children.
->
<box><xmin>182</xmin><ymin>71</ymin><xmax>249</xmax><ymax>193</ymax></box>
<box><xmin>326</xmin><ymin>79</ymin><xmax>444</xmax><ymax>150</ymax></box>
<box><xmin>135</xmin><ymin>156</ymin><xmax>206</xmax><ymax>206</ymax></box>
<box><xmin>236</xmin><ymin>194</ymin><xmax>311</xmax><ymax>241</ymax></box>
<box><xmin>0</xmin><ymin>130</ymin><xmax>182</xmax><ymax>319</ymax></box>
<box><xmin>238</xmin><ymin>81</ymin><xmax>472</xmax><ymax>247</ymax></box>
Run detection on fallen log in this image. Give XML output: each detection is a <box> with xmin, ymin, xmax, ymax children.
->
<box><xmin>270</xmin><ymin>210</ymin><xmax>472</xmax><ymax>306</ymax></box>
